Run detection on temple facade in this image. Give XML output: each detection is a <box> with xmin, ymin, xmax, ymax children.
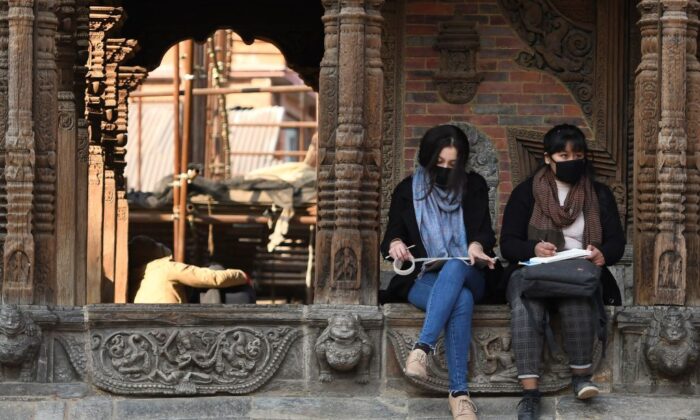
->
<box><xmin>0</xmin><ymin>0</ymin><xmax>698</xmax><ymax>414</ymax></box>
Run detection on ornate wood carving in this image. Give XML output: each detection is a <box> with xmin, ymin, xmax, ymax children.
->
<box><xmin>379</xmin><ymin>0</ymin><xmax>404</xmax><ymax>233</ymax></box>
<box><xmin>315</xmin><ymin>0</ymin><xmax>383</xmax><ymax>305</ymax></box>
<box><xmin>85</xmin><ymin>6</ymin><xmax>122</xmax><ymax>304</ymax></box>
<box><xmin>91</xmin><ymin>327</ymin><xmax>300</xmax><ymax>395</ymax></box>
<box><xmin>634</xmin><ymin>1</ymin><xmax>662</xmax><ymax>305</ymax></box>
<box><xmin>32</xmin><ymin>0</ymin><xmax>58</xmax><ymax>304</ymax></box>
<box><xmin>503</xmin><ymin>0</ymin><xmax>629</xmax><ymax>226</ymax></box>
<box><xmin>685</xmin><ymin>1</ymin><xmax>700</xmax><ymax>305</ymax></box>
<box><xmin>56</xmin><ymin>91</ymin><xmax>76</xmax><ymax>305</ymax></box>
<box><xmin>434</xmin><ymin>18</ymin><xmax>482</xmax><ymax>104</ymax></box>
<box><xmin>497</xmin><ymin>0</ymin><xmax>595</xmax><ymax>119</ymax></box>
<box><xmin>653</xmin><ymin>0</ymin><xmax>690</xmax><ymax>305</ymax></box>
<box><xmin>0</xmin><ymin>1</ymin><xmax>9</xmax><ymax>293</ymax></box>
<box><xmin>3</xmin><ymin>0</ymin><xmax>36</xmax><ymax>303</ymax></box>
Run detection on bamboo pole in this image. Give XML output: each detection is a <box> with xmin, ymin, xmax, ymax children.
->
<box><xmin>175</xmin><ymin>40</ymin><xmax>194</xmax><ymax>263</ymax></box>
<box><xmin>172</xmin><ymin>43</ymin><xmax>181</xmax><ymax>258</ymax></box>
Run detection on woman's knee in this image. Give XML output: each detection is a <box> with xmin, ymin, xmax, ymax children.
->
<box><xmin>453</xmin><ymin>288</ymin><xmax>475</xmax><ymax>315</ymax></box>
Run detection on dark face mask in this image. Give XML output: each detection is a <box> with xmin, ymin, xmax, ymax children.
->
<box><xmin>434</xmin><ymin>166</ymin><xmax>451</xmax><ymax>187</ymax></box>
<box><xmin>553</xmin><ymin>158</ymin><xmax>586</xmax><ymax>184</ymax></box>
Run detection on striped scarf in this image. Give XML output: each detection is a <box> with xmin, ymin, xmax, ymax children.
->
<box><xmin>527</xmin><ymin>167</ymin><xmax>602</xmax><ymax>250</ymax></box>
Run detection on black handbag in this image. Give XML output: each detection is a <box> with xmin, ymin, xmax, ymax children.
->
<box><xmin>519</xmin><ymin>259</ymin><xmax>601</xmax><ymax>299</ymax></box>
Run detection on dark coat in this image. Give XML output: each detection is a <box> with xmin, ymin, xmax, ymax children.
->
<box><xmin>379</xmin><ymin>172</ymin><xmax>500</xmax><ymax>304</ymax></box>
<box><xmin>499</xmin><ymin>176</ymin><xmax>626</xmax><ymax>305</ymax></box>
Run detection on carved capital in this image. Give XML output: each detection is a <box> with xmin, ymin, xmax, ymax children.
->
<box><xmin>434</xmin><ymin>18</ymin><xmax>482</xmax><ymax>104</ymax></box>
<box><xmin>315</xmin><ymin>313</ymin><xmax>373</xmax><ymax>384</ymax></box>
<box><xmin>644</xmin><ymin>307</ymin><xmax>699</xmax><ymax>381</ymax></box>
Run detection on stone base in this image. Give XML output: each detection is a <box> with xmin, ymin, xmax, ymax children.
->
<box><xmin>0</xmin><ymin>303</ymin><xmax>696</xmax><ymax>399</ymax></box>
<box><xmin>1</xmin><ymin>394</ymin><xmax>699</xmax><ymax>419</ymax></box>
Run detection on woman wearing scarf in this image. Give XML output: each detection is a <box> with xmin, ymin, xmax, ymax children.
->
<box><xmin>380</xmin><ymin>125</ymin><xmax>497</xmax><ymax>420</ymax></box>
<box><xmin>499</xmin><ymin>124</ymin><xmax>625</xmax><ymax>420</ymax></box>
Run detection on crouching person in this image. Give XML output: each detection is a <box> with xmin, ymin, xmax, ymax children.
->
<box><xmin>128</xmin><ymin>235</ymin><xmax>250</xmax><ymax>304</ymax></box>
<box><xmin>499</xmin><ymin>125</ymin><xmax>625</xmax><ymax>419</ymax></box>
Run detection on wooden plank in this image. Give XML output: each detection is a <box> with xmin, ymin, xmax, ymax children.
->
<box><xmin>86</xmin><ymin>145</ymin><xmax>105</xmax><ymax>304</ymax></box>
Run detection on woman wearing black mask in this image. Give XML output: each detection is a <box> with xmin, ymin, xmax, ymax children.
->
<box><xmin>380</xmin><ymin>124</ymin><xmax>497</xmax><ymax>420</ymax></box>
<box><xmin>499</xmin><ymin>124</ymin><xmax>625</xmax><ymax>420</ymax></box>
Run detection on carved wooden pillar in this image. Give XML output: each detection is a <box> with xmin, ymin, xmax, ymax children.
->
<box><xmin>33</xmin><ymin>0</ymin><xmax>58</xmax><ymax>304</ymax></box>
<box><xmin>114</xmin><ymin>66</ymin><xmax>145</xmax><ymax>303</ymax></box>
<box><xmin>73</xmin><ymin>0</ymin><xmax>88</xmax><ymax>305</ymax></box>
<box><xmin>685</xmin><ymin>1</ymin><xmax>700</xmax><ymax>305</ymax></box>
<box><xmin>3</xmin><ymin>0</ymin><xmax>36</xmax><ymax>303</ymax></box>
<box><xmin>0</xmin><ymin>1</ymin><xmax>9</xmax><ymax>292</ymax></box>
<box><xmin>55</xmin><ymin>0</ymin><xmax>77</xmax><ymax>304</ymax></box>
<box><xmin>315</xmin><ymin>0</ymin><xmax>383</xmax><ymax>305</ymax></box>
<box><xmin>85</xmin><ymin>6</ymin><xmax>121</xmax><ymax>304</ymax></box>
<box><xmin>100</xmin><ymin>37</ymin><xmax>135</xmax><ymax>302</ymax></box>
<box><xmin>634</xmin><ymin>1</ymin><xmax>662</xmax><ymax>305</ymax></box>
<box><xmin>653</xmin><ymin>1</ymin><xmax>690</xmax><ymax>305</ymax></box>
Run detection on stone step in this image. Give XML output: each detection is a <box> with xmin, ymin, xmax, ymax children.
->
<box><xmin>1</xmin><ymin>394</ymin><xmax>699</xmax><ymax>420</ymax></box>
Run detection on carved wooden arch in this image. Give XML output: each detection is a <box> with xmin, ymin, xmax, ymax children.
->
<box><xmin>111</xmin><ymin>0</ymin><xmax>324</xmax><ymax>89</ymax></box>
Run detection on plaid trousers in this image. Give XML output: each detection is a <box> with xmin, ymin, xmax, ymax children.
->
<box><xmin>506</xmin><ymin>269</ymin><xmax>595</xmax><ymax>378</ymax></box>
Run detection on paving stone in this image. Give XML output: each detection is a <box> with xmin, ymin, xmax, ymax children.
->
<box><xmin>407</xmin><ymin>396</ymin><xmax>556</xmax><ymax>420</ymax></box>
<box><xmin>555</xmin><ymin>394</ymin><xmax>700</xmax><ymax>420</ymax></box>
<box><xmin>65</xmin><ymin>397</ymin><xmax>113</xmax><ymax>420</ymax></box>
<box><xmin>0</xmin><ymin>402</ymin><xmax>34</xmax><ymax>420</ymax></box>
<box><xmin>250</xmin><ymin>397</ymin><xmax>407</xmax><ymax>419</ymax></box>
<box><xmin>114</xmin><ymin>396</ymin><xmax>251</xmax><ymax>420</ymax></box>
<box><xmin>33</xmin><ymin>401</ymin><xmax>66</xmax><ymax>420</ymax></box>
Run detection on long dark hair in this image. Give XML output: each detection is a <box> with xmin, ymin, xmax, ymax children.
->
<box><xmin>417</xmin><ymin>124</ymin><xmax>470</xmax><ymax>199</ymax></box>
<box><xmin>539</xmin><ymin>123</ymin><xmax>595</xmax><ymax>178</ymax></box>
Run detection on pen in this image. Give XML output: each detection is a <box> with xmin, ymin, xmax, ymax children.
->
<box><xmin>384</xmin><ymin>244</ymin><xmax>415</xmax><ymax>259</ymax></box>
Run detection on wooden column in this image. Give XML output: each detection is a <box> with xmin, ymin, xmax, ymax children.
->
<box><xmin>3</xmin><ymin>0</ymin><xmax>36</xmax><ymax>303</ymax></box>
<box><xmin>114</xmin><ymin>66</ymin><xmax>146</xmax><ymax>303</ymax></box>
<box><xmin>33</xmin><ymin>0</ymin><xmax>58</xmax><ymax>304</ymax></box>
<box><xmin>85</xmin><ymin>6</ymin><xmax>122</xmax><ymax>304</ymax></box>
<box><xmin>315</xmin><ymin>0</ymin><xmax>383</xmax><ymax>305</ymax></box>
<box><xmin>685</xmin><ymin>1</ymin><xmax>700</xmax><ymax>305</ymax></box>
<box><xmin>0</xmin><ymin>1</ymin><xmax>9</xmax><ymax>293</ymax></box>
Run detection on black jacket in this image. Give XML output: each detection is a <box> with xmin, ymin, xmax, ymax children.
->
<box><xmin>380</xmin><ymin>172</ymin><xmax>500</xmax><ymax>303</ymax></box>
<box><xmin>499</xmin><ymin>176</ymin><xmax>626</xmax><ymax>305</ymax></box>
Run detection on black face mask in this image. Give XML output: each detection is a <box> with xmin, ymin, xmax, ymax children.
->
<box><xmin>553</xmin><ymin>158</ymin><xmax>586</xmax><ymax>184</ymax></box>
<box><xmin>434</xmin><ymin>167</ymin><xmax>451</xmax><ymax>187</ymax></box>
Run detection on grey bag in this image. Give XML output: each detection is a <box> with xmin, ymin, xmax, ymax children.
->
<box><xmin>520</xmin><ymin>259</ymin><xmax>601</xmax><ymax>299</ymax></box>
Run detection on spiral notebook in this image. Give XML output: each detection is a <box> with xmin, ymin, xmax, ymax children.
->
<box><xmin>519</xmin><ymin>249</ymin><xmax>591</xmax><ymax>266</ymax></box>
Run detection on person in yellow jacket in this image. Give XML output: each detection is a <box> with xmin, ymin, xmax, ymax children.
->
<box><xmin>128</xmin><ymin>236</ymin><xmax>250</xmax><ymax>304</ymax></box>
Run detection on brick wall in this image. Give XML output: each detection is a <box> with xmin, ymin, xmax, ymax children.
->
<box><xmin>402</xmin><ymin>0</ymin><xmax>590</xmax><ymax>225</ymax></box>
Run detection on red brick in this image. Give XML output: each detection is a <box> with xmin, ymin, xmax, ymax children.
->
<box><xmin>406</xmin><ymin>3</ymin><xmax>454</xmax><ymax>15</ymax></box>
<box><xmin>518</xmin><ymin>105</ymin><xmax>562</xmax><ymax>115</ymax></box>
<box><xmin>523</xmin><ymin>82</ymin><xmax>568</xmax><ymax>94</ymax></box>
<box><xmin>542</xmin><ymin>94</ymin><xmax>575</xmax><ymax>105</ymax></box>
<box><xmin>499</xmin><ymin>94</ymin><xmax>543</xmax><ymax>104</ymax></box>
<box><xmin>563</xmin><ymin>104</ymin><xmax>583</xmax><ymax>117</ymax></box>
<box><xmin>498</xmin><ymin>60</ymin><xmax>523</xmax><ymax>71</ymax></box>
<box><xmin>406</xmin><ymin>46</ymin><xmax>437</xmax><ymax>58</ymax></box>
<box><xmin>406</xmin><ymin>114</ymin><xmax>450</xmax><ymax>126</ymax></box>
<box><xmin>475</xmin><ymin>94</ymin><xmax>499</xmax><ymax>104</ymax></box>
<box><xmin>405</xmin><ymin>81</ymin><xmax>427</xmax><ymax>91</ymax></box>
<box><xmin>426</xmin><ymin>58</ymin><xmax>440</xmax><ymax>69</ymax></box>
<box><xmin>406</xmin><ymin>24</ymin><xmax>437</xmax><ymax>36</ymax></box>
<box><xmin>478</xmin><ymin>60</ymin><xmax>498</xmax><ymax>71</ymax></box>
<box><xmin>490</xmin><ymin>15</ymin><xmax>508</xmax><ymax>25</ymax></box>
<box><xmin>480</xmin><ymin>81</ymin><xmax>522</xmax><ymax>94</ymax></box>
<box><xmin>405</xmin><ymin>103</ymin><xmax>427</xmax><ymax>115</ymax></box>
<box><xmin>405</xmin><ymin>57</ymin><xmax>427</xmax><ymax>69</ymax></box>
<box><xmin>426</xmin><ymin>103</ymin><xmax>467</xmax><ymax>114</ymax></box>
<box><xmin>466</xmin><ymin>115</ymin><xmax>499</xmax><ymax>126</ymax></box>
<box><xmin>495</xmin><ymin>37</ymin><xmax>524</xmax><ymax>48</ymax></box>
<box><xmin>481</xmin><ymin>126</ymin><xmax>506</xmax><ymax>138</ymax></box>
<box><xmin>510</xmin><ymin>72</ymin><xmax>541</xmax><ymax>82</ymax></box>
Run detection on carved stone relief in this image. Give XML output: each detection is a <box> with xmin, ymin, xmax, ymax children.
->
<box><xmin>91</xmin><ymin>326</ymin><xmax>300</xmax><ymax>395</ymax></box>
<box><xmin>644</xmin><ymin>308</ymin><xmax>699</xmax><ymax>389</ymax></box>
<box><xmin>434</xmin><ymin>18</ymin><xmax>482</xmax><ymax>104</ymax></box>
<box><xmin>0</xmin><ymin>305</ymin><xmax>41</xmax><ymax>382</ymax></box>
<box><xmin>315</xmin><ymin>313</ymin><xmax>373</xmax><ymax>384</ymax></box>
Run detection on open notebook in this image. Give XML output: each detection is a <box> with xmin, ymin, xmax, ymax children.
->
<box><xmin>519</xmin><ymin>248</ymin><xmax>591</xmax><ymax>266</ymax></box>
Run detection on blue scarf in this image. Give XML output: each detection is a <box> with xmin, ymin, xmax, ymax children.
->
<box><xmin>412</xmin><ymin>166</ymin><xmax>468</xmax><ymax>260</ymax></box>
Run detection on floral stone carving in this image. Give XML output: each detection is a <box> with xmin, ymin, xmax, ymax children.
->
<box><xmin>315</xmin><ymin>313</ymin><xmax>373</xmax><ymax>384</ymax></box>
<box><xmin>388</xmin><ymin>327</ymin><xmax>602</xmax><ymax>393</ymax></box>
<box><xmin>433</xmin><ymin>18</ymin><xmax>482</xmax><ymax>104</ymax></box>
<box><xmin>645</xmin><ymin>308</ymin><xmax>699</xmax><ymax>388</ymax></box>
<box><xmin>0</xmin><ymin>305</ymin><xmax>42</xmax><ymax>382</ymax></box>
<box><xmin>91</xmin><ymin>326</ymin><xmax>299</xmax><ymax>395</ymax></box>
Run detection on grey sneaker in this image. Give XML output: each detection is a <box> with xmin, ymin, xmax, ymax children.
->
<box><xmin>572</xmin><ymin>375</ymin><xmax>599</xmax><ymax>400</ymax></box>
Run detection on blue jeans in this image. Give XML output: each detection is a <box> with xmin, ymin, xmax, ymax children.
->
<box><xmin>407</xmin><ymin>260</ymin><xmax>485</xmax><ymax>392</ymax></box>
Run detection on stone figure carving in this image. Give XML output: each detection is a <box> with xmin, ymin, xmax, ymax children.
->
<box><xmin>434</xmin><ymin>18</ymin><xmax>482</xmax><ymax>104</ymax></box>
<box><xmin>479</xmin><ymin>335</ymin><xmax>518</xmax><ymax>383</ymax></box>
<box><xmin>315</xmin><ymin>313</ymin><xmax>373</xmax><ymax>384</ymax></box>
<box><xmin>91</xmin><ymin>326</ymin><xmax>299</xmax><ymax>395</ymax></box>
<box><xmin>645</xmin><ymin>308</ymin><xmax>699</xmax><ymax>388</ymax></box>
<box><xmin>0</xmin><ymin>305</ymin><xmax>41</xmax><ymax>382</ymax></box>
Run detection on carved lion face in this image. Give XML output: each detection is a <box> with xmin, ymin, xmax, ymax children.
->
<box><xmin>660</xmin><ymin>313</ymin><xmax>687</xmax><ymax>343</ymax></box>
<box><xmin>0</xmin><ymin>305</ymin><xmax>25</xmax><ymax>336</ymax></box>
